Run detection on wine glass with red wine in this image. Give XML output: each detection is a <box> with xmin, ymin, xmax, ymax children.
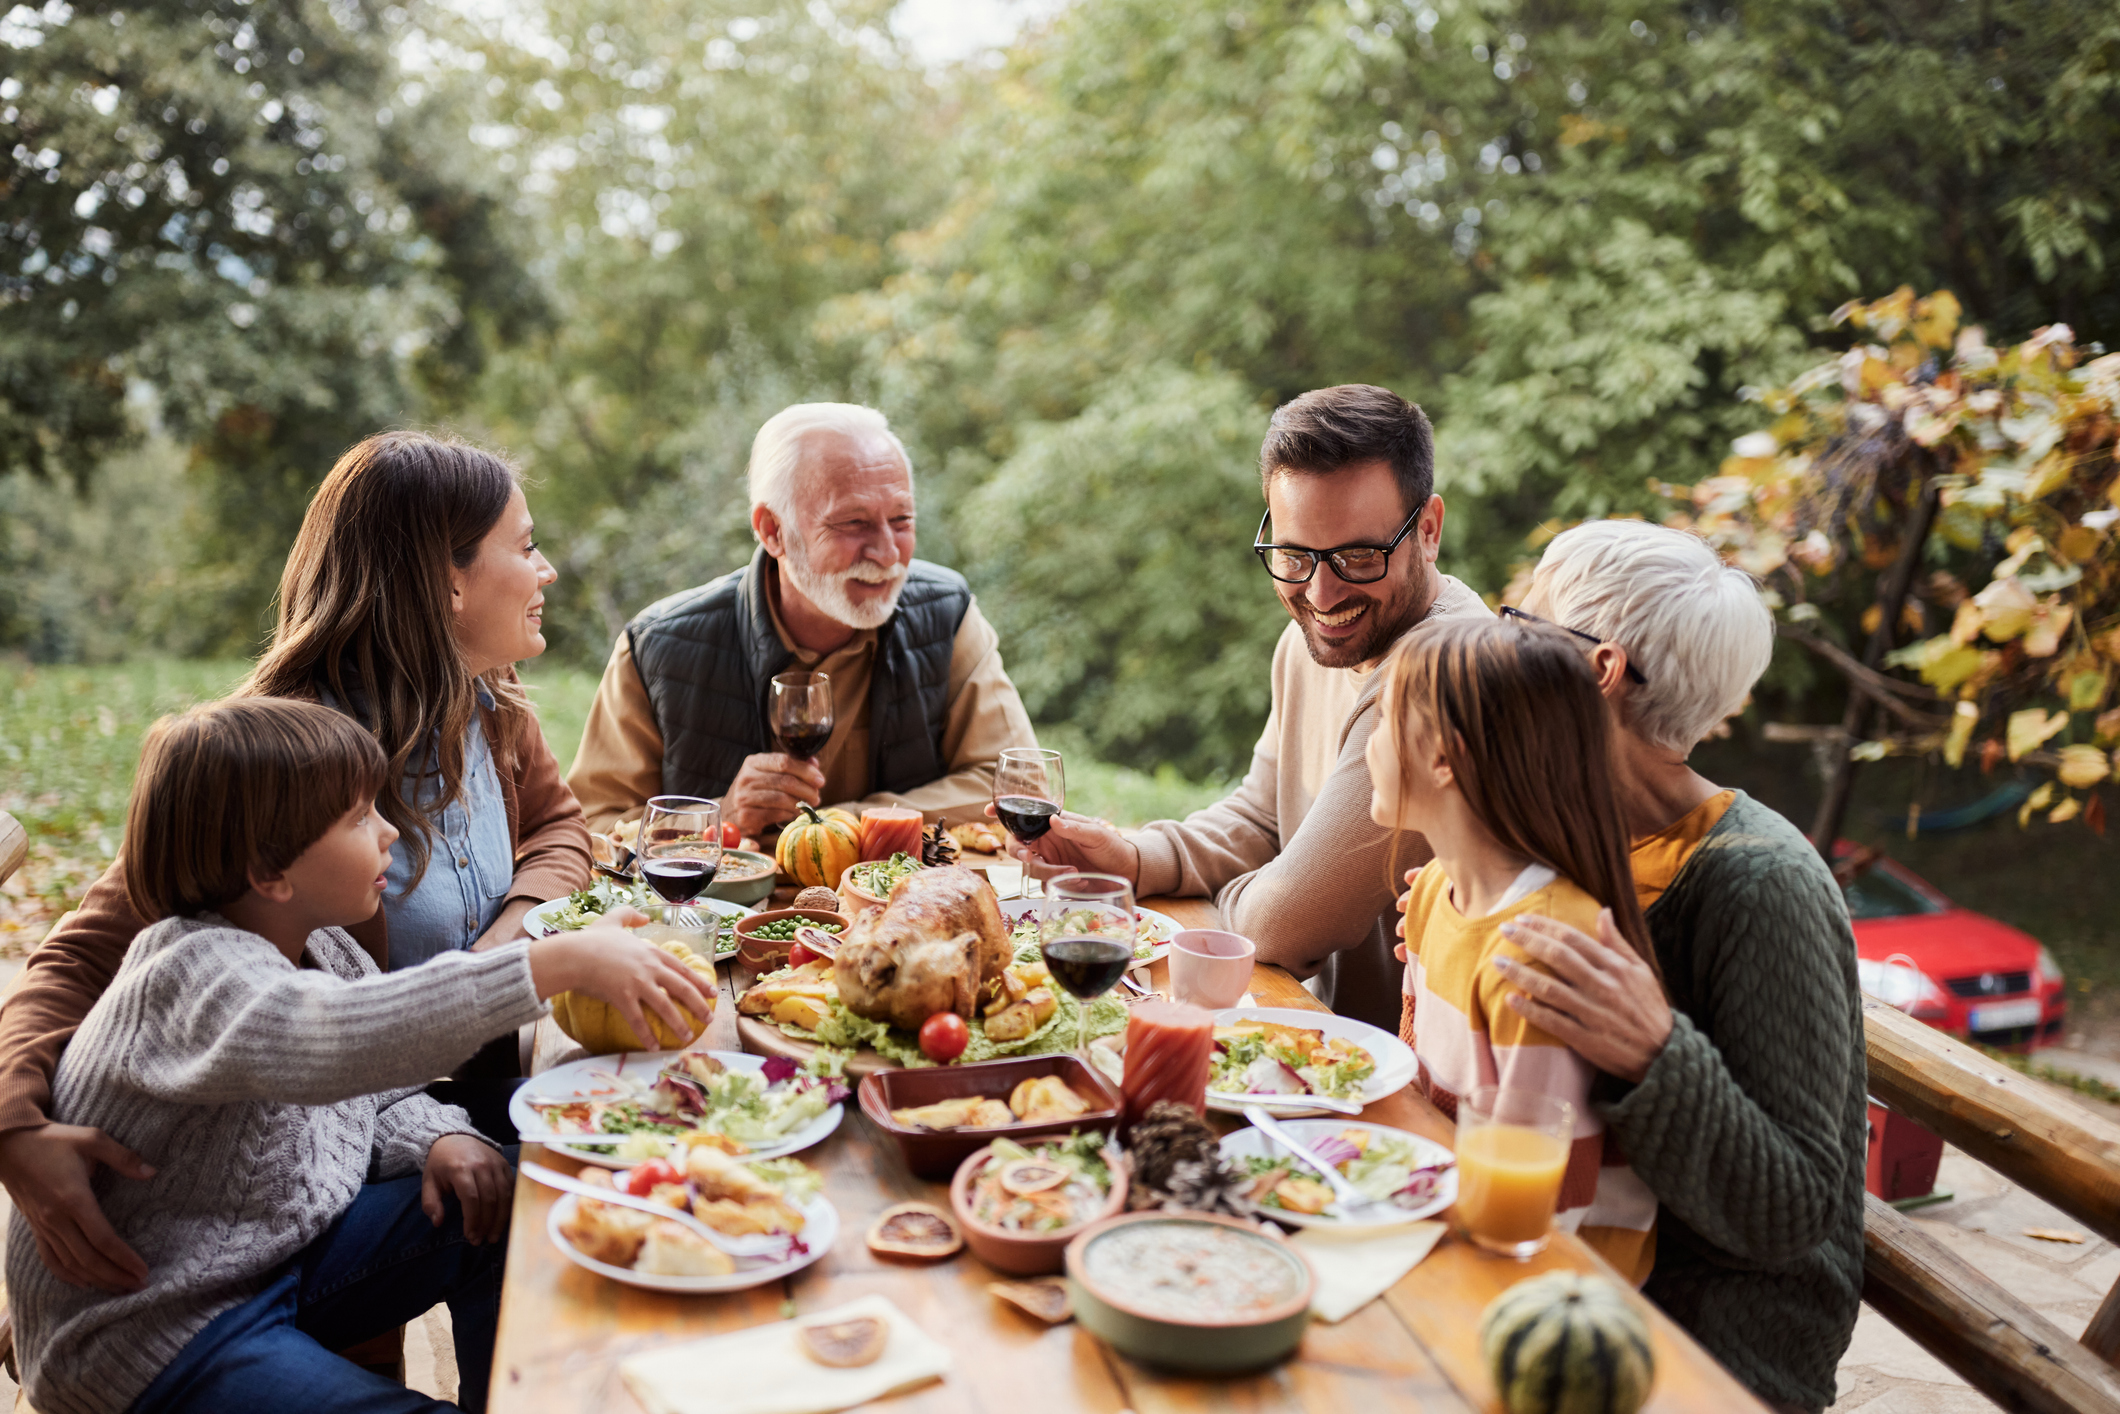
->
<box><xmin>769</xmin><ymin>671</ymin><xmax>835</xmax><ymax>762</ymax></box>
<box><xmin>994</xmin><ymin>747</ymin><xmax>1064</xmax><ymax>898</ymax></box>
<box><xmin>638</xmin><ymin>795</ymin><xmax>722</xmax><ymax>929</ymax></box>
<box><xmin>1039</xmin><ymin>872</ymin><xmax>1137</xmax><ymax>1057</ymax></box>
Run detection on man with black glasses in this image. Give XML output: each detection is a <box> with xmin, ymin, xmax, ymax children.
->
<box><xmin>1000</xmin><ymin>384</ymin><xmax>1489</xmax><ymax>1029</ymax></box>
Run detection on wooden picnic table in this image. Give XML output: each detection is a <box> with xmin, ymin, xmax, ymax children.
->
<box><xmin>489</xmin><ymin>890</ymin><xmax>1770</xmax><ymax>1414</ymax></box>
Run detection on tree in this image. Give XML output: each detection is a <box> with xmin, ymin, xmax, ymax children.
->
<box><xmin>444</xmin><ymin>0</ymin><xmax>947</xmax><ymax>661</ymax></box>
<box><xmin>962</xmin><ymin>367</ymin><xmax>1286</xmax><ymax>777</ymax></box>
<box><xmin>1671</xmin><ymin>289</ymin><xmax>2120</xmax><ymax>843</ymax></box>
<box><xmin>2</xmin><ymin>0</ymin><xmax>537</xmax><ymax>650</ymax></box>
<box><xmin>822</xmin><ymin>0</ymin><xmax>2120</xmax><ymax>774</ymax></box>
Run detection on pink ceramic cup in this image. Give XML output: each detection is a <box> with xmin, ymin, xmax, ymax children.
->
<box><xmin>1169</xmin><ymin>929</ymin><xmax>1256</xmax><ymax>1010</ymax></box>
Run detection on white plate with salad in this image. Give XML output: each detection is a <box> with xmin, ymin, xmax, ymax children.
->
<box><xmin>1204</xmin><ymin>1008</ymin><xmax>1417</xmax><ymax>1117</ymax></box>
<box><xmin>524</xmin><ymin>879</ymin><xmax>755</xmax><ymax>955</ymax></box>
<box><xmin>998</xmin><ymin>899</ymin><xmax>1181</xmax><ymax>964</ymax></box>
<box><xmin>549</xmin><ymin>1176</ymin><xmax>836</xmax><ymax>1293</ymax></box>
<box><xmin>511</xmin><ymin>1049</ymin><xmax>846</xmax><ymax>1169</ymax></box>
<box><xmin>1220</xmin><ymin>1119</ymin><xmax>1456</xmax><ymax>1228</ymax></box>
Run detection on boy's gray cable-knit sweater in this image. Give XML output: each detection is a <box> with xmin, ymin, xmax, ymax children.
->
<box><xmin>1597</xmin><ymin>792</ymin><xmax>1869</xmax><ymax>1413</ymax></box>
<box><xmin>6</xmin><ymin>915</ymin><xmax>547</xmax><ymax>1414</ymax></box>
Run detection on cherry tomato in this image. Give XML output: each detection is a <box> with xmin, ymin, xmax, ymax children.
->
<box><xmin>722</xmin><ymin>822</ymin><xmax>741</xmax><ymax>848</ymax></box>
<box><xmin>787</xmin><ymin>939</ymin><xmax>820</xmax><ymax>970</ymax></box>
<box><xmin>919</xmin><ymin>1011</ymin><xmax>970</xmax><ymax>1063</ymax></box>
<box><xmin>623</xmin><ymin>1158</ymin><xmax>682</xmax><ymax>1197</ymax></box>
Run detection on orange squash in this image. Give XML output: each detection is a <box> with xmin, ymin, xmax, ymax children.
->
<box><xmin>776</xmin><ymin>803</ymin><xmax>862</xmax><ymax>889</ymax></box>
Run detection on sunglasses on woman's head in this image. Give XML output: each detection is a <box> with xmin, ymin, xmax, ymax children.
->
<box><xmin>1498</xmin><ymin>604</ymin><xmax>1648</xmax><ymax>685</ymax></box>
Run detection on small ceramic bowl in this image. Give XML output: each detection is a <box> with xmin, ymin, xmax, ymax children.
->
<box><xmin>1065</xmin><ymin>1212</ymin><xmax>1314</xmax><ymax>1373</ymax></box>
<box><xmin>836</xmin><ymin>865</ymin><xmax>899</xmax><ymax>923</ymax></box>
<box><xmin>950</xmin><ymin>1140</ymin><xmax>1128</xmax><ymax>1277</ymax></box>
<box><xmin>1168</xmin><ymin>929</ymin><xmax>1256</xmax><ymax>1010</ymax></box>
<box><xmin>731</xmin><ymin>908</ymin><xmax>849</xmax><ymax>974</ymax></box>
<box><xmin>704</xmin><ymin>849</ymin><xmax>779</xmax><ymax>907</ymax></box>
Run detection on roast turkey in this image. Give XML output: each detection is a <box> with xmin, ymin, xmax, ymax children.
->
<box><xmin>833</xmin><ymin>865</ymin><xmax>1012</xmax><ymax>1029</ymax></box>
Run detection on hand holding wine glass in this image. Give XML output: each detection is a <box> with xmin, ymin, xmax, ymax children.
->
<box><xmin>1039</xmin><ymin>872</ymin><xmax>1138</xmax><ymax>1057</ymax></box>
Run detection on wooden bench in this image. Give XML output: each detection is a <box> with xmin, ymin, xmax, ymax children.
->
<box><xmin>1861</xmin><ymin>997</ymin><xmax>2120</xmax><ymax>1413</ymax></box>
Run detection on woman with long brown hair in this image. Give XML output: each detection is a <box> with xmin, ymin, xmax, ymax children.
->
<box><xmin>1368</xmin><ymin>615</ymin><xmax>1660</xmax><ymax>1283</ymax></box>
<box><xmin>0</xmin><ymin>432</ymin><xmax>680</xmax><ymax>1298</ymax></box>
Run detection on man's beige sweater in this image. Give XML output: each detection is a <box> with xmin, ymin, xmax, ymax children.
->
<box><xmin>1131</xmin><ymin>574</ymin><xmax>1491</xmax><ymax>1032</ymax></box>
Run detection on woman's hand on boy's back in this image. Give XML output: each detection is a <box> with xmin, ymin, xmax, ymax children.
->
<box><xmin>422</xmin><ymin>1134</ymin><xmax>512</xmax><ymax>1244</ymax></box>
<box><xmin>0</xmin><ymin>1122</ymin><xmax>154</xmax><ymax>1292</ymax></box>
<box><xmin>527</xmin><ymin>923</ymin><xmax>718</xmax><ymax>1050</ymax></box>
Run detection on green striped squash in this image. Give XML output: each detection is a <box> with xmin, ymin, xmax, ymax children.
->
<box><xmin>1478</xmin><ymin>1272</ymin><xmax>1654</xmax><ymax>1414</ymax></box>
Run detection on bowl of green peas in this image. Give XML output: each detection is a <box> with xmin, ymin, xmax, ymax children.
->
<box><xmin>733</xmin><ymin>908</ymin><xmax>850</xmax><ymax>974</ymax></box>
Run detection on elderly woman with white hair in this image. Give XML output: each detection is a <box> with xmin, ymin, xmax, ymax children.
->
<box><xmin>567</xmin><ymin>402</ymin><xmax>1038</xmax><ymax>838</ymax></box>
<box><xmin>1468</xmin><ymin>520</ymin><xmax>1867</xmax><ymax>1414</ymax></box>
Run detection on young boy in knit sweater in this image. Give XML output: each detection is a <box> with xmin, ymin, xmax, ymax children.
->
<box><xmin>7</xmin><ymin>699</ymin><xmax>717</xmax><ymax>1414</ymax></box>
<box><xmin>1368</xmin><ymin>617</ymin><xmax>1661</xmax><ymax>1282</ymax></box>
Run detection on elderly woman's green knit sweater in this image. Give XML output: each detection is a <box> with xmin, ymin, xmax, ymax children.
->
<box><xmin>1598</xmin><ymin>792</ymin><xmax>1869</xmax><ymax>1412</ymax></box>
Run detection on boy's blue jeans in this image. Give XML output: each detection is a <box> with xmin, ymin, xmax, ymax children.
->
<box><xmin>130</xmin><ymin>1164</ymin><xmax>508</xmax><ymax>1414</ymax></box>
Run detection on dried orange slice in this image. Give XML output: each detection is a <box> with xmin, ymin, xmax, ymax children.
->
<box><xmin>866</xmin><ymin>1202</ymin><xmax>962</xmax><ymax>1259</ymax></box>
<box><xmin>997</xmin><ymin>1159</ymin><xmax>1068</xmax><ymax>1196</ymax></box>
<box><xmin>799</xmin><ymin>1316</ymin><xmax>887</xmax><ymax>1367</ymax></box>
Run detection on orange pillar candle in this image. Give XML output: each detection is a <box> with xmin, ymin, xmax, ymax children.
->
<box><xmin>858</xmin><ymin>807</ymin><xmax>924</xmax><ymax>863</ymax></box>
<box><xmin>1120</xmin><ymin>1000</ymin><xmax>1214</xmax><ymax>1133</ymax></box>
<box><xmin>1454</xmin><ymin>1124</ymin><xmax>1570</xmax><ymax>1248</ymax></box>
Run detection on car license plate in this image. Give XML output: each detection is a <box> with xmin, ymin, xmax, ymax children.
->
<box><xmin>1969</xmin><ymin>999</ymin><xmax>2042</xmax><ymax>1033</ymax></box>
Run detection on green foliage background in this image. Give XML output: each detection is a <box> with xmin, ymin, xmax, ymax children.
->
<box><xmin>7</xmin><ymin>0</ymin><xmax>2119</xmax><ymax>780</ymax></box>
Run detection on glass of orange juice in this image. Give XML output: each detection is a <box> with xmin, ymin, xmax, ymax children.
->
<box><xmin>1454</xmin><ymin>1087</ymin><xmax>1575</xmax><ymax>1259</ymax></box>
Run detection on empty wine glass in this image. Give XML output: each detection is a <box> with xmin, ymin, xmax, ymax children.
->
<box><xmin>1040</xmin><ymin>872</ymin><xmax>1136</xmax><ymax>1057</ymax></box>
<box><xmin>769</xmin><ymin>671</ymin><xmax>834</xmax><ymax>762</ymax></box>
<box><xmin>994</xmin><ymin>747</ymin><xmax>1064</xmax><ymax>899</ymax></box>
<box><xmin>638</xmin><ymin>795</ymin><xmax>722</xmax><ymax>930</ymax></box>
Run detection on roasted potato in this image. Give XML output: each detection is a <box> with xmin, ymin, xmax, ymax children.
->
<box><xmin>983</xmin><ymin>1000</ymin><xmax>1037</xmax><ymax>1042</ymax></box>
<box><xmin>770</xmin><ymin>994</ymin><xmax>833</xmax><ymax>1030</ymax></box>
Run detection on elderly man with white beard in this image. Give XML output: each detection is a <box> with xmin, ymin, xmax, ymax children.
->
<box><xmin>567</xmin><ymin>403</ymin><xmax>1037</xmax><ymax>840</ymax></box>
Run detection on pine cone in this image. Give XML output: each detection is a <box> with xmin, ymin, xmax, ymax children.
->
<box><xmin>1125</xmin><ymin>1102</ymin><xmax>1249</xmax><ymax>1215</ymax></box>
<box><xmin>1157</xmin><ymin>1157</ymin><xmax>1253</xmax><ymax>1218</ymax></box>
<box><xmin>920</xmin><ymin>823</ymin><xmax>960</xmax><ymax>868</ymax></box>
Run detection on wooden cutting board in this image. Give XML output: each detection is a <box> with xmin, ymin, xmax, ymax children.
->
<box><xmin>732</xmin><ymin>1011</ymin><xmax>906</xmax><ymax>1077</ymax></box>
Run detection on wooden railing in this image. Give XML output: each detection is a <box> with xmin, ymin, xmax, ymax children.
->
<box><xmin>1862</xmin><ymin>997</ymin><xmax>2120</xmax><ymax>1413</ymax></box>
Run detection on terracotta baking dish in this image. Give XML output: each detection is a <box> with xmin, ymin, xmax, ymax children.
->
<box><xmin>858</xmin><ymin>1054</ymin><xmax>1123</xmax><ymax>1179</ymax></box>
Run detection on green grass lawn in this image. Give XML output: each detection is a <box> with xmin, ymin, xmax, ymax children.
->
<box><xmin>0</xmin><ymin>656</ymin><xmax>1228</xmax><ymax>947</ymax></box>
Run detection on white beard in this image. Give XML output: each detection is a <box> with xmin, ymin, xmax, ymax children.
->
<box><xmin>781</xmin><ymin>537</ymin><xmax>908</xmax><ymax>630</ymax></box>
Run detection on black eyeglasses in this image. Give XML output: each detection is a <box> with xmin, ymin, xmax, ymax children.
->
<box><xmin>1499</xmin><ymin>604</ymin><xmax>1648</xmax><ymax>684</ymax></box>
<box><xmin>1253</xmin><ymin>503</ymin><xmax>1424</xmax><ymax>585</ymax></box>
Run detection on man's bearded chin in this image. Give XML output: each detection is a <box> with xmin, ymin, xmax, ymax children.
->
<box><xmin>782</xmin><ymin>537</ymin><xmax>908</xmax><ymax>630</ymax></box>
<box><xmin>1289</xmin><ymin>564</ymin><xmax>1431</xmax><ymax>669</ymax></box>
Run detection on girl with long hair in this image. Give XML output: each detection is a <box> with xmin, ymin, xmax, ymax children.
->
<box><xmin>0</xmin><ymin>432</ymin><xmax>656</xmax><ymax>1298</ymax></box>
<box><xmin>1368</xmin><ymin>616</ymin><xmax>1660</xmax><ymax>1283</ymax></box>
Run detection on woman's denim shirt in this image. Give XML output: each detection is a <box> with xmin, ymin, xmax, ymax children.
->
<box><xmin>382</xmin><ymin>699</ymin><xmax>514</xmax><ymax>969</ymax></box>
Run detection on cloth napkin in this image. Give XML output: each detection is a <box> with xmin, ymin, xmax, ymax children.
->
<box><xmin>1291</xmin><ymin>1220</ymin><xmax>1447</xmax><ymax>1322</ymax></box>
<box><xmin>620</xmin><ymin>1294</ymin><xmax>951</xmax><ymax>1414</ymax></box>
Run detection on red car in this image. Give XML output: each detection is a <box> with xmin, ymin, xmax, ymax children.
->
<box><xmin>1844</xmin><ymin>855</ymin><xmax>2066</xmax><ymax>1047</ymax></box>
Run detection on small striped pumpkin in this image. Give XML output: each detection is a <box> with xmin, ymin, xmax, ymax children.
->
<box><xmin>775</xmin><ymin>803</ymin><xmax>862</xmax><ymax>889</ymax></box>
<box><xmin>1478</xmin><ymin>1272</ymin><xmax>1654</xmax><ymax>1414</ymax></box>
